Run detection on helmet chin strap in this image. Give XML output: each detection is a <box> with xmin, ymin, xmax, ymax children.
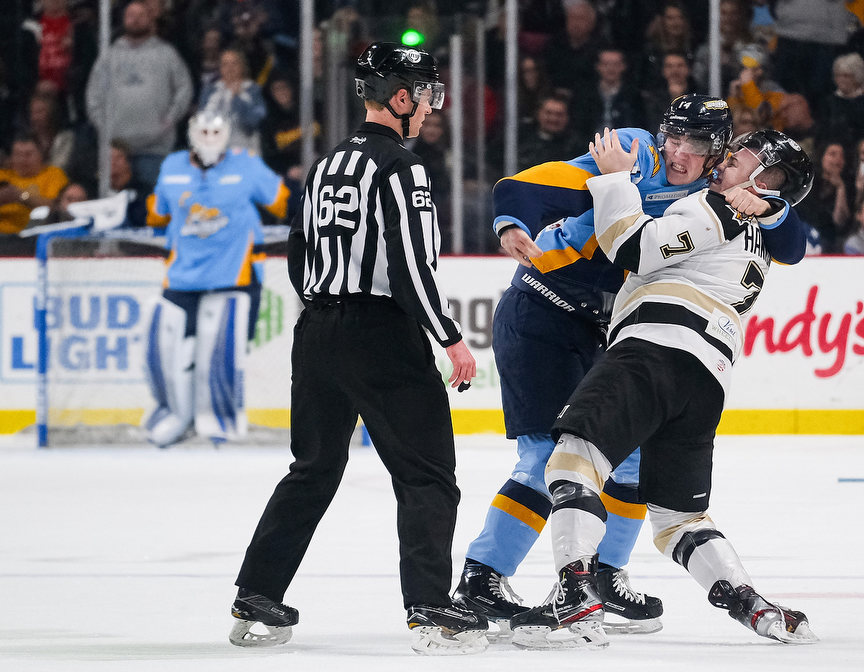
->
<box><xmin>721</xmin><ymin>164</ymin><xmax>781</xmax><ymax>198</ymax></box>
<box><xmin>384</xmin><ymin>97</ymin><xmax>419</xmax><ymax>139</ymax></box>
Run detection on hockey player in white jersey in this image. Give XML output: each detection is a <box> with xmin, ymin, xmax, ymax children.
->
<box><xmin>508</xmin><ymin>128</ymin><xmax>818</xmax><ymax>649</ymax></box>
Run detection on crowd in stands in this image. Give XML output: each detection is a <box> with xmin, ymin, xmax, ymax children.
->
<box><xmin>2</xmin><ymin>0</ymin><xmax>864</xmax><ymax>255</ymax></box>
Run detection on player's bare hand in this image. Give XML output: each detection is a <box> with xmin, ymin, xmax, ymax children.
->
<box><xmin>445</xmin><ymin>340</ymin><xmax>476</xmax><ymax>388</ymax></box>
<box><xmin>724</xmin><ymin>186</ymin><xmax>771</xmax><ymax>216</ymax></box>
<box><xmin>589</xmin><ymin>127</ymin><xmax>638</xmax><ymax>175</ymax></box>
<box><xmin>500</xmin><ymin>226</ymin><xmax>542</xmax><ymax>267</ymax></box>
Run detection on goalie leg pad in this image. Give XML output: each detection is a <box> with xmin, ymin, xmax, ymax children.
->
<box><xmin>144</xmin><ymin>298</ymin><xmax>195</xmax><ymax>447</ymax></box>
<box><xmin>194</xmin><ymin>291</ymin><xmax>250</xmax><ymax>442</ymax></box>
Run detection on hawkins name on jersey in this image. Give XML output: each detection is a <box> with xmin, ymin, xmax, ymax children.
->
<box><xmin>587</xmin><ymin>170</ymin><xmax>791</xmax><ymax>396</ymax></box>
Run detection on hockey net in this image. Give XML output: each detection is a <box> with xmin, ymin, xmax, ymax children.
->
<box><xmin>31</xmin><ymin>228</ymin><xmax>296</xmax><ymax>447</ymax></box>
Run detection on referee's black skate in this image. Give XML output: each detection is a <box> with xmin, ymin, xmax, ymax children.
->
<box><xmin>407</xmin><ymin>603</ymin><xmax>489</xmax><ymax>655</ymax></box>
<box><xmin>509</xmin><ymin>556</ymin><xmax>609</xmax><ymax>650</ymax></box>
<box><xmin>708</xmin><ymin>580</ymin><xmax>818</xmax><ymax>644</ymax></box>
<box><xmin>596</xmin><ymin>563</ymin><xmax>663</xmax><ymax>634</ymax></box>
<box><xmin>229</xmin><ymin>588</ymin><xmax>299</xmax><ymax>647</ymax></box>
<box><xmin>452</xmin><ymin>559</ymin><xmax>528</xmax><ymax>638</ymax></box>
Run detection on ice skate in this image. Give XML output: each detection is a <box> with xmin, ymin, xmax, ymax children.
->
<box><xmin>229</xmin><ymin>588</ymin><xmax>299</xmax><ymax>647</ymax></box>
<box><xmin>452</xmin><ymin>559</ymin><xmax>528</xmax><ymax>639</ymax></box>
<box><xmin>509</xmin><ymin>556</ymin><xmax>609</xmax><ymax>650</ymax></box>
<box><xmin>407</xmin><ymin>603</ymin><xmax>489</xmax><ymax>655</ymax></box>
<box><xmin>708</xmin><ymin>580</ymin><xmax>818</xmax><ymax>644</ymax></box>
<box><xmin>596</xmin><ymin>564</ymin><xmax>663</xmax><ymax>635</ymax></box>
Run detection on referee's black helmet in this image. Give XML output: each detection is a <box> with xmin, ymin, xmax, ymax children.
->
<box><xmin>355</xmin><ymin>42</ymin><xmax>445</xmax><ymax>110</ymax></box>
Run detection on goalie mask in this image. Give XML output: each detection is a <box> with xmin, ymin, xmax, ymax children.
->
<box><xmin>188</xmin><ymin>112</ymin><xmax>231</xmax><ymax>167</ymax></box>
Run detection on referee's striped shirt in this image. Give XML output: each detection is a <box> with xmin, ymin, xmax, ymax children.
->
<box><xmin>288</xmin><ymin>122</ymin><xmax>463</xmax><ymax>347</ymax></box>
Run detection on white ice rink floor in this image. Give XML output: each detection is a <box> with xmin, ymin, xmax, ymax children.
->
<box><xmin>1</xmin><ymin>433</ymin><xmax>863</xmax><ymax>672</ymax></box>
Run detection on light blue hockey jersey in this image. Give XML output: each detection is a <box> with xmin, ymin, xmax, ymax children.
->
<box><xmin>493</xmin><ymin>128</ymin><xmax>705</xmax><ymax>322</ymax></box>
<box><xmin>492</xmin><ymin>127</ymin><xmax>805</xmax><ymax>323</ymax></box>
<box><xmin>149</xmin><ymin>148</ymin><xmax>289</xmax><ymax>291</ymax></box>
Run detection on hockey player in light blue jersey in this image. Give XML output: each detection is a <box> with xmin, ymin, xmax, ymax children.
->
<box><xmin>453</xmin><ymin>95</ymin><xmax>808</xmax><ymax>635</ymax></box>
<box><xmin>144</xmin><ymin>111</ymin><xmax>290</xmax><ymax>447</ymax></box>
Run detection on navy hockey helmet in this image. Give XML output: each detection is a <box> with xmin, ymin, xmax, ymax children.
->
<box><xmin>355</xmin><ymin>41</ymin><xmax>445</xmax><ymax>110</ymax></box>
<box><xmin>658</xmin><ymin>94</ymin><xmax>734</xmax><ymax>171</ymax></box>
<box><xmin>728</xmin><ymin>129</ymin><xmax>814</xmax><ymax>205</ymax></box>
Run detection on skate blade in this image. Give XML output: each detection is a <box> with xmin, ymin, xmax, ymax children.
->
<box><xmin>512</xmin><ymin>620</ymin><xmax>610</xmax><ymax>650</ymax></box>
<box><xmin>603</xmin><ymin>616</ymin><xmax>663</xmax><ymax>635</ymax></box>
<box><xmin>766</xmin><ymin>619</ymin><xmax>819</xmax><ymax>645</ymax></box>
<box><xmin>229</xmin><ymin>618</ymin><xmax>293</xmax><ymax>647</ymax></box>
<box><xmin>485</xmin><ymin>618</ymin><xmax>516</xmax><ymax>643</ymax></box>
<box><xmin>409</xmin><ymin>625</ymin><xmax>489</xmax><ymax>656</ymax></box>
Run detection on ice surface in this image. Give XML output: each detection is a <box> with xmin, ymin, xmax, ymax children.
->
<box><xmin>1</xmin><ymin>434</ymin><xmax>863</xmax><ymax>671</ymax></box>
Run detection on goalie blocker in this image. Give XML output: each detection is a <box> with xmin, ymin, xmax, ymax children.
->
<box><xmin>145</xmin><ymin>290</ymin><xmax>251</xmax><ymax>447</ymax></box>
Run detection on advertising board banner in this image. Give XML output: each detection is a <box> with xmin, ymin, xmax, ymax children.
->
<box><xmin>1</xmin><ymin>256</ymin><xmax>861</xmax><ymax>435</ymax></box>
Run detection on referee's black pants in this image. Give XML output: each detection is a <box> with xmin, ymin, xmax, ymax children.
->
<box><xmin>236</xmin><ymin>299</ymin><xmax>461</xmax><ymax>609</ymax></box>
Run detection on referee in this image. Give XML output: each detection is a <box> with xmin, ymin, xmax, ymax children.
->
<box><xmin>229</xmin><ymin>43</ymin><xmax>487</xmax><ymax>655</ymax></box>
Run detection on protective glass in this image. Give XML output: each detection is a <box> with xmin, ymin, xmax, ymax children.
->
<box><xmin>412</xmin><ymin>81</ymin><xmax>445</xmax><ymax>109</ymax></box>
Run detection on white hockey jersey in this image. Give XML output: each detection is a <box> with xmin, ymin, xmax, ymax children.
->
<box><xmin>586</xmin><ymin>171</ymin><xmax>788</xmax><ymax>396</ymax></box>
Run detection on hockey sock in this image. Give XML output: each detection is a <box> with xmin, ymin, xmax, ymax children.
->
<box><xmin>598</xmin><ymin>481</ymin><xmax>647</xmax><ymax>569</ymax></box>
<box><xmin>465</xmin><ymin>479</ymin><xmax>551</xmax><ymax>576</ymax></box>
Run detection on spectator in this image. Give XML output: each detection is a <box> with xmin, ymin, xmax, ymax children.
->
<box><xmin>853</xmin><ymin>138</ymin><xmax>864</xmax><ymax>206</ymax></box>
<box><xmin>731</xmin><ymin>104</ymin><xmax>761</xmax><ymax>137</ymax></box>
<box><xmin>640</xmin><ymin>1</ymin><xmax>694</xmax><ymax>91</ymax></box>
<box><xmin>692</xmin><ymin>0</ymin><xmax>759</xmax><ymax>95</ymax></box>
<box><xmin>229</xmin><ymin>3</ymin><xmax>275</xmax><ymax>86</ymax></box>
<box><xmin>259</xmin><ymin>71</ymin><xmax>320</xmax><ymax>183</ymax></box>
<box><xmin>517</xmin><ymin>55</ymin><xmax>553</xmax><ymax>126</ymax></box>
<box><xmin>44</xmin><ymin>180</ymin><xmax>89</xmax><ymax>223</ymax></box>
<box><xmin>642</xmin><ymin>50</ymin><xmax>696</xmax><ymax>131</ymax></box>
<box><xmin>85</xmin><ymin>0</ymin><xmax>193</xmax><ymax>191</ymax></box>
<box><xmin>821</xmin><ymin>53</ymin><xmax>864</xmax><ymax>150</ymax></box>
<box><xmin>193</xmin><ymin>27</ymin><xmax>224</xmax><ymax>97</ymax></box>
<box><xmin>750</xmin><ymin>0</ymin><xmax>777</xmax><ymax>52</ymax></box>
<box><xmin>770</xmin><ymin>0</ymin><xmax>856</xmax><ymax>111</ymax></box>
<box><xmin>36</xmin><ymin>0</ymin><xmax>74</xmax><ymax>96</ymax></box>
<box><xmin>726</xmin><ymin>45</ymin><xmax>786</xmax><ymax>131</ymax></box>
<box><xmin>514</xmin><ymin>92</ymin><xmax>581</xmax><ymax>173</ymax></box>
<box><xmin>65</xmin><ymin>0</ymin><xmax>99</xmax><ymax>124</ymax></box>
<box><xmin>109</xmin><ymin>140</ymin><xmax>148</xmax><ymax>228</ymax></box>
<box><xmin>398</xmin><ymin>3</ymin><xmax>445</xmax><ymax>57</ymax></box>
<box><xmin>796</xmin><ymin>142</ymin><xmax>852</xmax><ymax>254</ymax></box>
<box><xmin>593</xmin><ymin>0</ymin><xmax>660</xmax><ymax>58</ymax></box>
<box><xmin>778</xmin><ymin>93</ymin><xmax>817</xmax><ymax>159</ymax></box>
<box><xmin>406</xmin><ymin>110</ymin><xmax>451</xmax><ymax>247</ymax></box>
<box><xmin>485</xmin><ymin>3</ymin><xmax>562</xmax><ymax>89</ymax></box>
<box><xmin>844</xmin><ymin>197</ymin><xmax>864</xmax><ymax>254</ymax></box>
<box><xmin>542</xmin><ymin>0</ymin><xmax>599</xmax><ymax>99</ymax></box>
<box><xmin>24</xmin><ymin>90</ymin><xmax>75</xmax><ymax>173</ymax></box>
<box><xmin>0</xmin><ymin>134</ymin><xmax>69</xmax><ymax>234</ymax></box>
<box><xmin>572</xmin><ymin>47</ymin><xmax>645</xmax><ymax>150</ymax></box>
<box><xmin>198</xmin><ymin>47</ymin><xmax>267</xmax><ymax>153</ymax></box>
